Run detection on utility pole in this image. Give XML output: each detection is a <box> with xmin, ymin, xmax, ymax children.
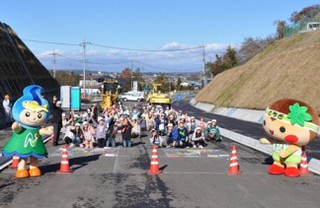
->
<box><xmin>202</xmin><ymin>44</ymin><xmax>207</xmax><ymax>86</ymax></box>
<box><xmin>80</xmin><ymin>39</ymin><xmax>91</xmax><ymax>98</ymax></box>
<box><xmin>49</xmin><ymin>51</ymin><xmax>59</xmax><ymax>78</ymax></box>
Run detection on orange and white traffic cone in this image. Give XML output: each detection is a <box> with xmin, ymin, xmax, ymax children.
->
<box><xmin>10</xmin><ymin>154</ymin><xmax>19</xmax><ymax>169</ymax></box>
<box><xmin>148</xmin><ymin>145</ymin><xmax>160</xmax><ymax>175</ymax></box>
<box><xmin>57</xmin><ymin>144</ymin><xmax>73</xmax><ymax>174</ymax></box>
<box><xmin>227</xmin><ymin>145</ymin><xmax>240</xmax><ymax>175</ymax></box>
<box><xmin>300</xmin><ymin>146</ymin><xmax>312</xmax><ymax>175</ymax></box>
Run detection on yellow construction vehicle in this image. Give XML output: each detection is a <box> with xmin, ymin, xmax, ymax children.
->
<box><xmin>146</xmin><ymin>83</ymin><xmax>171</xmax><ymax>106</ymax></box>
<box><xmin>100</xmin><ymin>79</ymin><xmax>119</xmax><ymax>110</ymax></box>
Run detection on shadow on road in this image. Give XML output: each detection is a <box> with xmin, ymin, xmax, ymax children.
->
<box><xmin>40</xmin><ymin>154</ymin><xmax>101</xmax><ymax>174</ymax></box>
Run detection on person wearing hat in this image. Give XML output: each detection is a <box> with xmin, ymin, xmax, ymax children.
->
<box><xmin>191</xmin><ymin>127</ymin><xmax>205</xmax><ymax>148</ymax></box>
<box><xmin>140</xmin><ymin>114</ymin><xmax>147</xmax><ymax>133</ymax></box>
<box><xmin>51</xmin><ymin>100</ymin><xmax>63</xmax><ymax>146</ymax></box>
<box><xmin>3</xmin><ymin>94</ymin><xmax>13</xmax><ymax>125</ymax></box>
<box><xmin>205</xmin><ymin>119</ymin><xmax>222</xmax><ymax>142</ymax></box>
<box><xmin>156</xmin><ymin>114</ymin><xmax>167</xmax><ymax>136</ymax></box>
<box><xmin>92</xmin><ymin>116</ymin><xmax>107</xmax><ymax>148</ymax></box>
<box><xmin>172</xmin><ymin>120</ymin><xmax>190</xmax><ymax>148</ymax></box>
<box><xmin>166</xmin><ymin>123</ymin><xmax>177</xmax><ymax>147</ymax></box>
<box><xmin>73</xmin><ymin>123</ymin><xmax>84</xmax><ymax>146</ymax></box>
<box><xmin>82</xmin><ymin>121</ymin><xmax>95</xmax><ymax>149</ymax></box>
<box><xmin>150</xmin><ymin>129</ymin><xmax>164</xmax><ymax>148</ymax></box>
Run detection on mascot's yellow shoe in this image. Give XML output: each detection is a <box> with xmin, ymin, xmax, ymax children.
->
<box><xmin>16</xmin><ymin>169</ymin><xmax>29</xmax><ymax>178</ymax></box>
<box><xmin>29</xmin><ymin>167</ymin><xmax>41</xmax><ymax>177</ymax></box>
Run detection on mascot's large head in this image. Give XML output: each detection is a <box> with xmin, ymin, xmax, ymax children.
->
<box><xmin>263</xmin><ymin>98</ymin><xmax>319</xmax><ymax>146</ymax></box>
<box><xmin>12</xmin><ymin>85</ymin><xmax>49</xmax><ymax>129</ymax></box>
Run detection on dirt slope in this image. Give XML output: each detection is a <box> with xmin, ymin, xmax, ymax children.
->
<box><xmin>196</xmin><ymin>29</ymin><xmax>320</xmax><ymax>112</ymax></box>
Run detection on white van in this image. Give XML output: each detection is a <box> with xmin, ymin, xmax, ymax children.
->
<box><xmin>119</xmin><ymin>91</ymin><xmax>145</xmax><ymax>102</ymax></box>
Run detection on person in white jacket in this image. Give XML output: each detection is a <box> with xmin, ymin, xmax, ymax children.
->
<box><xmin>3</xmin><ymin>95</ymin><xmax>12</xmax><ymax>125</ymax></box>
<box><xmin>191</xmin><ymin>127</ymin><xmax>205</xmax><ymax>148</ymax></box>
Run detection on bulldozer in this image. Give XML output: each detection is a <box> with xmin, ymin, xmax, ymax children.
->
<box><xmin>146</xmin><ymin>83</ymin><xmax>171</xmax><ymax>107</ymax></box>
<box><xmin>100</xmin><ymin>79</ymin><xmax>120</xmax><ymax>110</ymax></box>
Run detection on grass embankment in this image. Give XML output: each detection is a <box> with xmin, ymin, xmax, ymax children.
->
<box><xmin>196</xmin><ymin>30</ymin><xmax>320</xmax><ymax>112</ymax></box>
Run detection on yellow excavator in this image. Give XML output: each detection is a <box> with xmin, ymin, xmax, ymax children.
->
<box><xmin>100</xmin><ymin>79</ymin><xmax>119</xmax><ymax>110</ymax></box>
<box><xmin>146</xmin><ymin>83</ymin><xmax>171</xmax><ymax>106</ymax></box>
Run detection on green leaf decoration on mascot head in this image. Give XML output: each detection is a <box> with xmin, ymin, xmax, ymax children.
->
<box><xmin>288</xmin><ymin>103</ymin><xmax>313</xmax><ymax>127</ymax></box>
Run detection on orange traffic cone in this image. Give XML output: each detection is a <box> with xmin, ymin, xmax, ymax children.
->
<box><xmin>148</xmin><ymin>145</ymin><xmax>160</xmax><ymax>175</ymax></box>
<box><xmin>10</xmin><ymin>154</ymin><xmax>19</xmax><ymax>169</ymax></box>
<box><xmin>57</xmin><ymin>145</ymin><xmax>73</xmax><ymax>174</ymax></box>
<box><xmin>300</xmin><ymin>146</ymin><xmax>312</xmax><ymax>175</ymax></box>
<box><xmin>227</xmin><ymin>145</ymin><xmax>240</xmax><ymax>175</ymax></box>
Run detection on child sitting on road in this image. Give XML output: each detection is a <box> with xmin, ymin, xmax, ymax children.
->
<box><xmin>172</xmin><ymin>120</ymin><xmax>189</xmax><ymax>148</ymax></box>
<box><xmin>191</xmin><ymin>127</ymin><xmax>205</xmax><ymax>148</ymax></box>
<box><xmin>166</xmin><ymin>123</ymin><xmax>176</xmax><ymax>147</ymax></box>
<box><xmin>150</xmin><ymin>129</ymin><xmax>165</xmax><ymax>148</ymax></box>
<box><xmin>82</xmin><ymin>121</ymin><xmax>95</xmax><ymax>149</ymax></box>
<box><xmin>205</xmin><ymin>120</ymin><xmax>222</xmax><ymax>142</ymax></box>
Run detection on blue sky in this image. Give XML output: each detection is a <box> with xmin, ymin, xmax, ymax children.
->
<box><xmin>1</xmin><ymin>0</ymin><xmax>319</xmax><ymax>72</ymax></box>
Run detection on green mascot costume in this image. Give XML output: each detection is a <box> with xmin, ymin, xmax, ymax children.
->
<box><xmin>260</xmin><ymin>98</ymin><xmax>319</xmax><ymax>177</ymax></box>
<box><xmin>2</xmin><ymin>85</ymin><xmax>53</xmax><ymax>178</ymax></box>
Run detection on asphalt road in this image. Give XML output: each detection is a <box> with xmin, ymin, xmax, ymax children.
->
<box><xmin>172</xmin><ymin>101</ymin><xmax>320</xmax><ymax>159</ymax></box>
<box><xmin>1</xmin><ymin>101</ymin><xmax>320</xmax><ymax>208</ymax></box>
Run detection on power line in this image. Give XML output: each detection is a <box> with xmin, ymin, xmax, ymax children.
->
<box><xmin>23</xmin><ymin>38</ymin><xmax>79</xmax><ymax>46</ymax></box>
<box><xmin>23</xmin><ymin>38</ymin><xmax>202</xmax><ymax>52</ymax></box>
<box><xmin>90</xmin><ymin>42</ymin><xmax>202</xmax><ymax>52</ymax></box>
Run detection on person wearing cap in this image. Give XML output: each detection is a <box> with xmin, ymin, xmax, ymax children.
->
<box><xmin>51</xmin><ymin>100</ymin><xmax>63</xmax><ymax>146</ymax></box>
<box><xmin>82</xmin><ymin>121</ymin><xmax>95</xmax><ymax>149</ymax></box>
<box><xmin>2</xmin><ymin>94</ymin><xmax>13</xmax><ymax>125</ymax></box>
<box><xmin>140</xmin><ymin>114</ymin><xmax>147</xmax><ymax>133</ymax></box>
<box><xmin>73</xmin><ymin>123</ymin><xmax>84</xmax><ymax>146</ymax></box>
<box><xmin>150</xmin><ymin>129</ymin><xmax>164</xmax><ymax>148</ymax></box>
<box><xmin>191</xmin><ymin>127</ymin><xmax>205</xmax><ymax>148</ymax></box>
<box><xmin>146</xmin><ymin>112</ymin><xmax>156</xmax><ymax>131</ymax></box>
<box><xmin>61</xmin><ymin>112</ymin><xmax>73</xmax><ymax>139</ymax></box>
<box><xmin>156</xmin><ymin>114</ymin><xmax>167</xmax><ymax>136</ymax></box>
<box><xmin>172</xmin><ymin>120</ymin><xmax>189</xmax><ymax>148</ymax></box>
<box><xmin>166</xmin><ymin>123</ymin><xmax>177</xmax><ymax>147</ymax></box>
<box><xmin>92</xmin><ymin>116</ymin><xmax>107</xmax><ymax>148</ymax></box>
<box><xmin>205</xmin><ymin>119</ymin><xmax>222</xmax><ymax>142</ymax></box>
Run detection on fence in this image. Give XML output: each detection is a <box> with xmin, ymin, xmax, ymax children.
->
<box><xmin>283</xmin><ymin>16</ymin><xmax>320</xmax><ymax>38</ymax></box>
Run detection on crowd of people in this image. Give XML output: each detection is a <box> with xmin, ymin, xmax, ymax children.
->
<box><xmin>54</xmin><ymin>101</ymin><xmax>223</xmax><ymax>149</ymax></box>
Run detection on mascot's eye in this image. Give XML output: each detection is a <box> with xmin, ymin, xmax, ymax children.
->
<box><xmin>37</xmin><ymin>114</ymin><xmax>42</xmax><ymax>119</ymax></box>
<box><xmin>280</xmin><ymin>126</ymin><xmax>286</xmax><ymax>133</ymax></box>
<box><xmin>25</xmin><ymin>112</ymin><xmax>30</xmax><ymax>117</ymax></box>
<box><xmin>263</xmin><ymin>120</ymin><xmax>266</xmax><ymax>126</ymax></box>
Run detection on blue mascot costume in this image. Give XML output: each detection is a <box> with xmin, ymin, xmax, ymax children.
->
<box><xmin>2</xmin><ymin>85</ymin><xmax>53</xmax><ymax>178</ymax></box>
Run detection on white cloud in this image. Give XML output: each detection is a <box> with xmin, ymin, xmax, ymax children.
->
<box><xmin>162</xmin><ymin>42</ymin><xmax>187</xmax><ymax>50</ymax></box>
<box><xmin>34</xmin><ymin>41</ymin><xmax>235</xmax><ymax>72</ymax></box>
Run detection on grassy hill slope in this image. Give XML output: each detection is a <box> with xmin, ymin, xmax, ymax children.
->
<box><xmin>196</xmin><ymin>30</ymin><xmax>320</xmax><ymax>112</ymax></box>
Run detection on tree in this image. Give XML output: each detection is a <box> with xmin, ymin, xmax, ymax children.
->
<box><xmin>154</xmin><ymin>73</ymin><xmax>171</xmax><ymax>92</ymax></box>
<box><xmin>132</xmin><ymin>68</ymin><xmax>145</xmax><ymax>91</ymax></box>
<box><xmin>290</xmin><ymin>5</ymin><xmax>320</xmax><ymax>23</ymax></box>
<box><xmin>274</xmin><ymin>20</ymin><xmax>286</xmax><ymax>39</ymax></box>
<box><xmin>238</xmin><ymin>36</ymin><xmax>275</xmax><ymax>62</ymax></box>
<box><xmin>53</xmin><ymin>71</ymin><xmax>80</xmax><ymax>86</ymax></box>
<box><xmin>119</xmin><ymin>68</ymin><xmax>132</xmax><ymax>80</ymax></box>
<box><xmin>176</xmin><ymin>77</ymin><xmax>182</xmax><ymax>91</ymax></box>
<box><xmin>207</xmin><ymin>46</ymin><xmax>238</xmax><ymax>78</ymax></box>
<box><xmin>119</xmin><ymin>68</ymin><xmax>132</xmax><ymax>91</ymax></box>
